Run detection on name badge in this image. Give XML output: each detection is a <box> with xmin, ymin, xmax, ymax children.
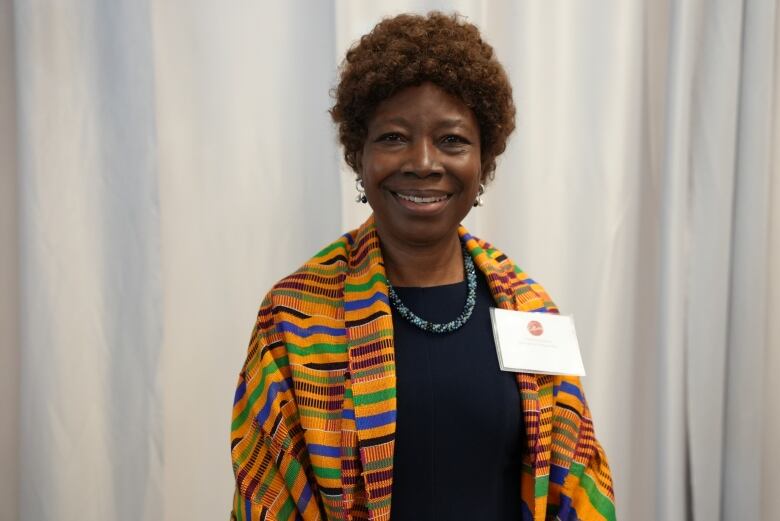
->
<box><xmin>489</xmin><ymin>308</ymin><xmax>586</xmax><ymax>376</ymax></box>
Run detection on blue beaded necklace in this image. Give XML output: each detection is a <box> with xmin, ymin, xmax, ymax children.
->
<box><xmin>386</xmin><ymin>244</ymin><xmax>477</xmax><ymax>334</ymax></box>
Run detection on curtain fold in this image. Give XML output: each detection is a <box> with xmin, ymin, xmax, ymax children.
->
<box><xmin>4</xmin><ymin>1</ymin><xmax>779</xmax><ymax>520</ymax></box>
<box><xmin>14</xmin><ymin>1</ymin><xmax>164</xmax><ymax>519</ymax></box>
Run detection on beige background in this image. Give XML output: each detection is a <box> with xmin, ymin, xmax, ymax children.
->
<box><xmin>2</xmin><ymin>1</ymin><xmax>779</xmax><ymax>520</ymax></box>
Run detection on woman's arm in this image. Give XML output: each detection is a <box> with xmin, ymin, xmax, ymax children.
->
<box><xmin>230</xmin><ymin>295</ymin><xmax>322</xmax><ymax>521</ymax></box>
<box><xmin>548</xmin><ymin>375</ymin><xmax>616</xmax><ymax>521</ymax></box>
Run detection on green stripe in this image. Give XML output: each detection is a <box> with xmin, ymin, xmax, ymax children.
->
<box><xmin>535</xmin><ymin>475</ymin><xmax>550</xmax><ymax>498</ymax></box>
<box><xmin>283</xmin><ymin>459</ymin><xmax>302</xmax><ymax>496</ymax></box>
<box><xmin>314</xmin><ymin>241</ymin><xmax>347</xmax><ymax>259</ymax></box>
<box><xmin>345</xmin><ymin>273</ymin><xmax>386</xmax><ymax>292</ymax></box>
<box><xmin>235</xmin><ymin>421</ymin><xmax>262</xmax><ymax>466</ymax></box>
<box><xmin>273</xmin><ymin>289</ymin><xmax>342</xmax><ymax>308</ymax></box>
<box><xmin>353</xmin><ymin>388</ymin><xmax>396</xmax><ymax>406</ymax></box>
<box><xmin>569</xmin><ymin>462</ymin><xmax>616</xmax><ymax>520</ymax></box>
<box><xmin>300</xmin><ymin>408</ymin><xmax>342</xmax><ymax>421</ymax></box>
<box><xmin>366</xmin><ymin>496</ymin><xmax>392</xmax><ymax>511</ymax></box>
<box><xmin>278</xmin><ymin>496</ymin><xmax>296</xmax><ymax>521</ymax></box>
<box><xmin>286</xmin><ymin>342</ymin><xmax>347</xmax><ymax>356</ymax></box>
<box><xmin>291</xmin><ymin>368</ymin><xmax>346</xmax><ymax>385</ymax></box>
<box><xmin>351</xmin><ymin>362</ymin><xmax>395</xmax><ymax>380</ymax></box>
<box><xmin>551</xmin><ymin>417</ymin><xmax>580</xmax><ymax>445</ymax></box>
<box><xmin>234</xmin><ymin>492</ymin><xmax>243</xmax><ymax>521</ymax></box>
<box><xmin>232</xmin><ymin>355</ymin><xmax>290</xmax><ymax>432</ymax></box>
<box><xmin>364</xmin><ymin>456</ymin><xmax>393</xmax><ymax>471</ymax></box>
<box><xmin>313</xmin><ymin>465</ymin><xmax>341</xmax><ymax>479</ymax></box>
<box><xmin>349</xmin><ymin>328</ymin><xmax>393</xmax><ymax>344</ymax></box>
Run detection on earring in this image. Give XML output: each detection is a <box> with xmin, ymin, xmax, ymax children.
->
<box><xmin>473</xmin><ymin>183</ymin><xmax>485</xmax><ymax>207</ymax></box>
<box><xmin>355</xmin><ymin>177</ymin><xmax>368</xmax><ymax>204</ymax></box>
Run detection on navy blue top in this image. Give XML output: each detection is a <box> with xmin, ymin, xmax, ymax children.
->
<box><xmin>389</xmin><ymin>271</ymin><xmax>525</xmax><ymax>520</ymax></box>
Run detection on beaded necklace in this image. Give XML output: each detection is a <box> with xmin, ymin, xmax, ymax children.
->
<box><xmin>386</xmin><ymin>244</ymin><xmax>477</xmax><ymax>334</ymax></box>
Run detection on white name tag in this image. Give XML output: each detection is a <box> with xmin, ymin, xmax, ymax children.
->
<box><xmin>489</xmin><ymin>308</ymin><xmax>586</xmax><ymax>376</ymax></box>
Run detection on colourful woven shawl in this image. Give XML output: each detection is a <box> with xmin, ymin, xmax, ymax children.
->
<box><xmin>231</xmin><ymin>216</ymin><xmax>616</xmax><ymax>521</ymax></box>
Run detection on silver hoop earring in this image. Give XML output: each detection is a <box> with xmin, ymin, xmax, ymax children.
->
<box><xmin>355</xmin><ymin>177</ymin><xmax>368</xmax><ymax>204</ymax></box>
<box><xmin>473</xmin><ymin>183</ymin><xmax>485</xmax><ymax>207</ymax></box>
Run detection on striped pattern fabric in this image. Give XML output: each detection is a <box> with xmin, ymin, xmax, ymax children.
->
<box><xmin>231</xmin><ymin>216</ymin><xmax>615</xmax><ymax>521</ymax></box>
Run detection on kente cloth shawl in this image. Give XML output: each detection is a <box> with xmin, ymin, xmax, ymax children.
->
<box><xmin>230</xmin><ymin>216</ymin><xmax>616</xmax><ymax>521</ymax></box>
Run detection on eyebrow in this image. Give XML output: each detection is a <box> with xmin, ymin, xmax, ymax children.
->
<box><xmin>374</xmin><ymin>116</ymin><xmax>470</xmax><ymax>128</ymax></box>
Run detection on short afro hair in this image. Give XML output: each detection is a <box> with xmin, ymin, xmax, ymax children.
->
<box><xmin>330</xmin><ymin>11</ymin><xmax>516</xmax><ymax>182</ymax></box>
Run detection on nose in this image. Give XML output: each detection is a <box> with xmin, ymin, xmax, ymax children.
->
<box><xmin>403</xmin><ymin>138</ymin><xmax>443</xmax><ymax>178</ymax></box>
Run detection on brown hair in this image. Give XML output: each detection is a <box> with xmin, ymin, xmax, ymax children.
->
<box><xmin>330</xmin><ymin>11</ymin><xmax>516</xmax><ymax>182</ymax></box>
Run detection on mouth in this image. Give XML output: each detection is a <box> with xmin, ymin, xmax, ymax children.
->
<box><xmin>389</xmin><ymin>189</ymin><xmax>453</xmax><ymax>214</ymax></box>
<box><xmin>392</xmin><ymin>191</ymin><xmax>451</xmax><ymax>204</ymax></box>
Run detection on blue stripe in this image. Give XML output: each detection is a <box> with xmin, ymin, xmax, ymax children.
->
<box><xmin>521</xmin><ymin>501</ymin><xmax>533</xmax><ymax>521</ymax></box>
<box><xmin>255</xmin><ymin>379</ymin><xmax>291</xmax><ymax>426</ymax></box>
<box><xmin>344</xmin><ymin>291</ymin><xmax>389</xmax><ymax>311</ymax></box>
<box><xmin>245</xmin><ymin>497</ymin><xmax>252</xmax><ymax>521</ymax></box>
<box><xmin>296</xmin><ymin>484</ymin><xmax>312</xmax><ymax>515</ymax></box>
<box><xmin>555</xmin><ymin>381</ymin><xmax>584</xmax><ymax>401</ymax></box>
<box><xmin>342</xmin><ymin>408</ymin><xmax>355</xmax><ymax>421</ymax></box>
<box><xmin>342</xmin><ymin>232</ymin><xmax>354</xmax><ymax>245</ymax></box>
<box><xmin>233</xmin><ymin>381</ymin><xmax>247</xmax><ymax>404</ymax></box>
<box><xmin>277</xmin><ymin>321</ymin><xmax>345</xmax><ymax>338</ymax></box>
<box><xmin>556</xmin><ymin>493</ymin><xmax>578</xmax><ymax>520</ymax></box>
<box><xmin>550</xmin><ymin>463</ymin><xmax>568</xmax><ymax>485</ymax></box>
<box><xmin>308</xmin><ymin>443</ymin><xmax>341</xmax><ymax>457</ymax></box>
<box><xmin>521</xmin><ymin>277</ymin><xmax>538</xmax><ymax>284</ymax></box>
<box><xmin>356</xmin><ymin>409</ymin><xmax>396</xmax><ymax>430</ymax></box>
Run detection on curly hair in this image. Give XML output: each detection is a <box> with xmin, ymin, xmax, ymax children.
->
<box><xmin>330</xmin><ymin>11</ymin><xmax>516</xmax><ymax>182</ymax></box>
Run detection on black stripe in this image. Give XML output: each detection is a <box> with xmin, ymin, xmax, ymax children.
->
<box><xmin>556</xmin><ymin>402</ymin><xmax>583</xmax><ymax>420</ymax></box>
<box><xmin>304</xmin><ymin>361</ymin><xmax>349</xmax><ymax>371</ymax></box>
<box><xmin>359</xmin><ymin>432</ymin><xmax>395</xmax><ymax>447</ymax></box>
<box><xmin>321</xmin><ymin>254</ymin><xmax>348</xmax><ymax>265</ymax></box>
<box><xmin>345</xmin><ymin>310</ymin><xmax>386</xmax><ymax>328</ymax></box>
<box><xmin>272</xmin><ymin>305</ymin><xmax>310</xmax><ymax>320</ymax></box>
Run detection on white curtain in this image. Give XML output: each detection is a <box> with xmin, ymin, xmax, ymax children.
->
<box><xmin>2</xmin><ymin>1</ymin><xmax>778</xmax><ymax>520</ymax></box>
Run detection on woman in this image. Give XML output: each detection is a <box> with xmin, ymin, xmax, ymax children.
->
<box><xmin>231</xmin><ymin>12</ymin><xmax>615</xmax><ymax>521</ymax></box>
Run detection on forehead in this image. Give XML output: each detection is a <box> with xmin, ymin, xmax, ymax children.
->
<box><xmin>369</xmin><ymin>82</ymin><xmax>478</xmax><ymax>127</ymax></box>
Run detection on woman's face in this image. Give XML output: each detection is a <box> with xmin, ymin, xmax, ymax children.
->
<box><xmin>359</xmin><ymin>82</ymin><xmax>482</xmax><ymax>248</ymax></box>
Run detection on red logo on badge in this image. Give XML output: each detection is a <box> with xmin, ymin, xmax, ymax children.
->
<box><xmin>527</xmin><ymin>320</ymin><xmax>543</xmax><ymax>336</ymax></box>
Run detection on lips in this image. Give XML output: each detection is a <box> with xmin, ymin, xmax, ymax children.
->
<box><xmin>389</xmin><ymin>189</ymin><xmax>452</xmax><ymax>205</ymax></box>
<box><xmin>395</xmin><ymin>192</ymin><xmax>449</xmax><ymax>204</ymax></box>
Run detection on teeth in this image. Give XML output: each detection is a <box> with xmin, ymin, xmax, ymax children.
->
<box><xmin>396</xmin><ymin>193</ymin><xmax>449</xmax><ymax>204</ymax></box>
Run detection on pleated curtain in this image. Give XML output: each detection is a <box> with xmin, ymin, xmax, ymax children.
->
<box><xmin>1</xmin><ymin>1</ymin><xmax>778</xmax><ymax>520</ymax></box>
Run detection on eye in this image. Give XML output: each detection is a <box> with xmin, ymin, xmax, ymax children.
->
<box><xmin>376</xmin><ymin>132</ymin><xmax>406</xmax><ymax>143</ymax></box>
<box><xmin>441</xmin><ymin>134</ymin><xmax>470</xmax><ymax>145</ymax></box>
<box><xmin>441</xmin><ymin>134</ymin><xmax>471</xmax><ymax>147</ymax></box>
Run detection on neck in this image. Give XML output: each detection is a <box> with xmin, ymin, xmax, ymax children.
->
<box><xmin>377</xmin><ymin>227</ymin><xmax>464</xmax><ymax>287</ymax></box>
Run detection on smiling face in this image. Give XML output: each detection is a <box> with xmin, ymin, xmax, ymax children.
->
<box><xmin>359</xmin><ymin>82</ymin><xmax>482</xmax><ymax>249</ymax></box>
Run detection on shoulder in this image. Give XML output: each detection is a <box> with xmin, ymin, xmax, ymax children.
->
<box><xmin>464</xmin><ymin>231</ymin><xmax>559</xmax><ymax>313</ymax></box>
<box><xmin>261</xmin><ymin>229</ymin><xmax>358</xmax><ymax>320</ymax></box>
